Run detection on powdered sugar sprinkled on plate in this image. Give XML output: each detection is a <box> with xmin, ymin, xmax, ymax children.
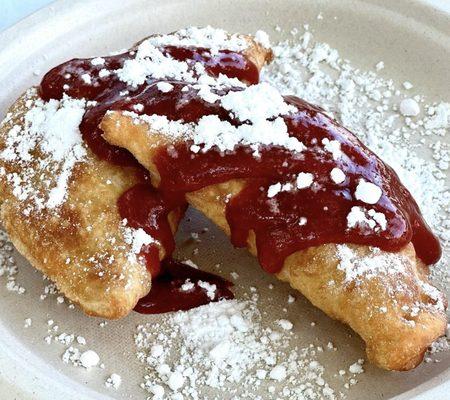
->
<box><xmin>135</xmin><ymin>297</ymin><xmax>338</xmax><ymax>399</ymax></box>
<box><xmin>0</xmin><ymin>230</ymin><xmax>25</xmax><ymax>294</ymax></box>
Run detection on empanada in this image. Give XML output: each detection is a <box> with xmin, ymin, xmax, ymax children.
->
<box><xmin>101</xmin><ymin>74</ymin><xmax>447</xmax><ymax>370</ymax></box>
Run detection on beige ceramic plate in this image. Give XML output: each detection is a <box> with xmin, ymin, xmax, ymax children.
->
<box><xmin>0</xmin><ymin>0</ymin><xmax>449</xmax><ymax>399</ymax></box>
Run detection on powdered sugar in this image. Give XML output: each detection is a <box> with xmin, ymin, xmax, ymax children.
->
<box><xmin>266</xmin><ymin>172</ymin><xmax>314</xmax><ymax>198</ymax></box>
<box><xmin>116</xmin><ymin>27</ymin><xmax>250</xmax><ymax>88</ymax></box>
<box><xmin>115</xmin><ymin>35</ymin><xmax>305</xmax><ymax>156</ymax></box>
<box><xmin>122</xmin><ymin>111</ymin><xmax>191</xmax><ymax>139</ymax></box>
<box><xmin>0</xmin><ymin>230</ymin><xmax>25</xmax><ymax>294</ymax></box>
<box><xmin>296</xmin><ymin>172</ymin><xmax>314</xmax><ymax>189</ymax></box>
<box><xmin>145</xmin><ymin>26</ymin><xmax>250</xmax><ymax>55</ymax></box>
<box><xmin>254</xmin><ymin>30</ymin><xmax>271</xmax><ymax>49</ymax></box>
<box><xmin>197</xmin><ymin>280</ymin><xmax>217</xmax><ymax>299</ymax></box>
<box><xmin>0</xmin><ymin>24</ymin><xmax>448</xmax><ymax>400</ymax></box>
<box><xmin>156</xmin><ymin>81</ymin><xmax>174</xmax><ymax>93</ymax></box>
<box><xmin>122</xmin><ymin>223</ymin><xmax>156</xmax><ymax>262</ymax></box>
<box><xmin>269</xmin><ymin>364</ymin><xmax>287</xmax><ymax>381</ymax></box>
<box><xmin>191</xmin><ymin>113</ymin><xmax>304</xmax><ymax>154</ymax></box>
<box><xmin>79</xmin><ymin>349</ymin><xmax>100</xmax><ymax>368</ymax></box>
<box><xmin>348</xmin><ymin>359</ymin><xmax>365</xmax><ymax>374</ymax></box>
<box><xmin>346</xmin><ymin>206</ymin><xmax>387</xmax><ymax>232</ymax></box>
<box><xmin>90</xmin><ymin>57</ymin><xmax>105</xmax><ymax>66</ymax></box>
<box><xmin>336</xmin><ymin>245</ymin><xmax>445</xmax><ymax>316</ymax></box>
<box><xmin>105</xmin><ymin>373</ymin><xmax>122</xmax><ymax>389</ymax></box>
<box><xmin>117</xmin><ymin>43</ymin><xmax>192</xmax><ymax>87</ymax></box>
<box><xmin>336</xmin><ymin>245</ymin><xmax>407</xmax><ymax>285</ymax></box>
<box><xmin>399</xmin><ymin>98</ymin><xmax>420</xmax><ymax>117</ymax></box>
<box><xmin>130</xmin><ymin>83</ymin><xmax>305</xmax><ymax>155</ymax></box>
<box><xmin>322</xmin><ymin>138</ymin><xmax>342</xmax><ymax>160</ymax></box>
<box><xmin>330</xmin><ymin>167</ymin><xmax>346</xmax><ymax>184</ymax></box>
<box><xmin>267</xmin><ymin>182</ymin><xmax>282</xmax><ymax>198</ymax></box>
<box><xmin>221</xmin><ymin>82</ymin><xmax>295</xmax><ymax>121</ymax></box>
<box><xmin>354</xmin><ymin>180</ymin><xmax>382</xmax><ymax>205</ymax></box>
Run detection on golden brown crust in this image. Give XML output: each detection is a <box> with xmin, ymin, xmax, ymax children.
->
<box><xmin>102</xmin><ymin>109</ymin><xmax>447</xmax><ymax>370</ymax></box>
<box><xmin>243</xmin><ymin>37</ymin><xmax>273</xmax><ymax>70</ymax></box>
<box><xmin>277</xmin><ymin>244</ymin><xmax>447</xmax><ymax>371</ymax></box>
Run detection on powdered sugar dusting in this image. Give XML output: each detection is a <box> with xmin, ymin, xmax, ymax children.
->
<box><xmin>0</xmin><ymin>24</ymin><xmax>448</xmax><ymax>400</ymax></box>
<box><xmin>191</xmin><ymin>112</ymin><xmax>304</xmax><ymax>154</ymax></box>
<box><xmin>126</xmin><ymin>82</ymin><xmax>306</xmax><ymax>155</ymax></box>
<box><xmin>145</xmin><ymin>26</ymin><xmax>250</xmax><ymax>55</ymax></box>
<box><xmin>336</xmin><ymin>245</ymin><xmax>408</xmax><ymax>286</ymax></box>
<box><xmin>113</xmin><ymin>29</ymin><xmax>305</xmax><ymax>156</ymax></box>
<box><xmin>0</xmin><ymin>230</ymin><xmax>25</xmax><ymax>294</ymax></box>
<box><xmin>116</xmin><ymin>27</ymin><xmax>250</xmax><ymax>88</ymax></box>
<box><xmin>120</xmin><ymin>111</ymin><xmax>191</xmax><ymax>138</ymax></box>
<box><xmin>337</xmin><ymin>245</ymin><xmax>445</xmax><ymax>323</ymax></box>
<box><xmin>0</xmin><ymin>90</ymin><xmax>87</xmax><ymax>210</ymax></box>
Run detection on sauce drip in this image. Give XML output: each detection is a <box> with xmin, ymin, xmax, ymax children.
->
<box><xmin>134</xmin><ymin>258</ymin><xmax>234</xmax><ymax>314</ymax></box>
<box><xmin>39</xmin><ymin>38</ymin><xmax>441</xmax><ymax>302</ymax></box>
<box><xmin>117</xmin><ymin>184</ymin><xmax>186</xmax><ymax>276</ymax></box>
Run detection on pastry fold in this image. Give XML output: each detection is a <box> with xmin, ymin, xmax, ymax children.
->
<box><xmin>101</xmin><ymin>111</ymin><xmax>447</xmax><ymax>371</ymax></box>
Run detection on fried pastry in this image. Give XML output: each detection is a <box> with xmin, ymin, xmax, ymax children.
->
<box><xmin>0</xmin><ymin>90</ymin><xmax>161</xmax><ymax>318</ymax></box>
<box><xmin>101</xmin><ymin>77</ymin><xmax>447</xmax><ymax>370</ymax></box>
<box><xmin>0</xmin><ymin>28</ymin><xmax>271</xmax><ymax>318</ymax></box>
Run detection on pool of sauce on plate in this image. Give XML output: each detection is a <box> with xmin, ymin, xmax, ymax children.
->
<box><xmin>39</xmin><ymin>39</ymin><xmax>441</xmax><ymax>312</ymax></box>
<box><xmin>134</xmin><ymin>258</ymin><xmax>233</xmax><ymax>314</ymax></box>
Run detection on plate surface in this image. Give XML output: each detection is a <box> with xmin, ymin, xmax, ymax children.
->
<box><xmin>0</xmin><ymin>0</ymin><xmax>449</xmax><ymax>399</ymax></box>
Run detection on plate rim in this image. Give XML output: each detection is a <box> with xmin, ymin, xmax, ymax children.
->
<box><xmin>0</xmin><ymin>0</ymin><xmax>448</xmax><ymax>399</ymax></box>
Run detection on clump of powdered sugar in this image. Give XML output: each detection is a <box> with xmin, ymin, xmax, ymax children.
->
<box><xmin>122</xmin><ymin>224</ymin><xmax>155</xmax><ymax>254</ymax></box>
<box><xmin>117</xmin><ymin>27</ymin><xmax>250</xmax><ymax>87</ymax></box>
<box><xmin>0</xmin><ymin>89</ymin><xmax>87</xmax><ymax>210</ymax></box>
<box><xmin>120</xmin><ymin>219</ymin><xmax>157</xmax><ymax>265</ymax></box>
